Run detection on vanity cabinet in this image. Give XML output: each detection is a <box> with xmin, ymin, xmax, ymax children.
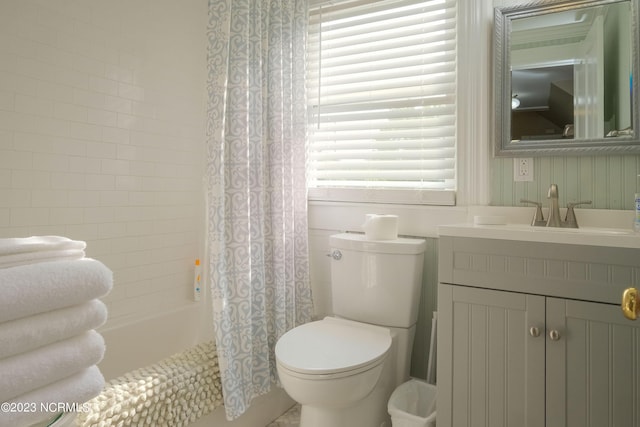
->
<box><xmin>437</xmin><ymin>232</ymin><xmax>640</xmax><ymax>427</ymax></box>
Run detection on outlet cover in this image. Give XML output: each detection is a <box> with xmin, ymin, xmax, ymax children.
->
<box><xmin>514</xmin><ymin>158</ymin><xmax>534</xmax><ymax>182</ymax></box>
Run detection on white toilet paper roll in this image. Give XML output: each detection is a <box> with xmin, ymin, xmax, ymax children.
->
<box><xmin>362</xmin><ymin>214</ymin><xmax>398</xmax><ymax>240</ymax></box>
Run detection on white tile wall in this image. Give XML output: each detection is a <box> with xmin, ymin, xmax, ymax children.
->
<box><xmin>0</xmin><ymin>0</ymin><xmax>208</xmax><ymax>327</ymax></box>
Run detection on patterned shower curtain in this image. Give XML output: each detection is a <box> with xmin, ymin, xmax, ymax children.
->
<box><xmin>205</xmin><ymin>0</ymin><xmax>312</xmax><ymax>420</ymax></box>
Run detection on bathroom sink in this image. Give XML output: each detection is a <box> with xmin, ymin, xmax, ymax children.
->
<box><xmin>438</xmin><ymin>223</ymin><xmax>640</xmax><ymax>249</ymax></box>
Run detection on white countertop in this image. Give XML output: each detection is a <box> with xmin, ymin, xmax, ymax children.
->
<box><xmin>438</xmin><ymin>222</ymin><xmax>640</xmax><ymax>249</ymax></box>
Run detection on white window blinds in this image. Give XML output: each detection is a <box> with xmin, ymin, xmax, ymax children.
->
<box><xmin>307</xmin><ymin>0</ymin><xmax>457</xmax><ymax>205</ymax></box>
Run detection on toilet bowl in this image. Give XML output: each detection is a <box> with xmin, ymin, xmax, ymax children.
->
<box><xmin>276</xmin><ymin>317</ymin><xmax>393</xmax><ymax>427</ymax></box>
<box><xmin>275</xmin><ymin>233</ymin><xmax>427</xmax><ymax>427</ymax></box>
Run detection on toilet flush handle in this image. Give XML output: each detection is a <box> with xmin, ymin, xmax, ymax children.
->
<box><xmin>326</xmin><ymin>250</ymin><xmax>342</xmax><ymax>261</ymax></box>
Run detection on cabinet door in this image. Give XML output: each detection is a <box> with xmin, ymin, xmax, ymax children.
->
<box><xmin>546</xmin><ymin>298</ymin><xmax>640</xmax><ymax>427</ymax></box>
<box><xmin>438</xmin><ymin>284</ymin><xmax>546</xmax><ymax>427</ymax></box>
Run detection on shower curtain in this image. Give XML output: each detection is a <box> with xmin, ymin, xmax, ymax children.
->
<box><xmin>205</xmin><ymin>0</ymin><xmax>312</xmax><ymax>420</ymax></box>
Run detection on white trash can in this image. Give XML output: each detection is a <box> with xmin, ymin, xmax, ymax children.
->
<box><xmin>387</xmin><ymin>378</ymin><xmax>437</xmax><ymax>427</ymax></box>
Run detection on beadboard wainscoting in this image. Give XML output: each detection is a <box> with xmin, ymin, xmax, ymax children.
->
<box><xmin>491</xmin><ymin>155</ymin><xmax>640</xmax><ymax>210</ymax></box>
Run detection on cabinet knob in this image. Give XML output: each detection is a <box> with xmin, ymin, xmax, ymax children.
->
<box><xmin>622</xmin><ymin>287</ymin><xmax>639</xmax><ymax>321</ymax></box>
<box><xmin>549</xmin><ymin>330</ymin><xmax>561</xmax><ymax>341</ymax></box>
<box><xmin>529</xmin><ymin>326</ymin><xmax>541</xmax><ymax>337</ymax></box>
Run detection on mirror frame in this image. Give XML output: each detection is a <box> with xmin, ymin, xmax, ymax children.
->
<box><xmin>494</xmin><ymin>0</ymin><xmax>640</xmax><ymax>156</ymax></box>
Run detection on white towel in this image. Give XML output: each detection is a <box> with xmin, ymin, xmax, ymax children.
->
<box><xmin>0</xmin><ymin>299</ymin><xmax>108</xmax><ymax>359</ymax></box>
<box><xmin>0</xmin><ymin>330</ymin><xmax>105</xmax><ymax>403</ymax></box>
<box><xmin>0</xmin><ymin>248</ymin><xmax>85</xmax><ymax>269</ymax></box>
<box><xmin>0</xmin><ymin>258</ymin><xmax>112</xmax><ymax>323</ymax></box>
<box><xmin>0</xmin><ymin>366</ymin><xmax>105</xmax><ymax>427</ymax></box>
<box><xmin>0</xmin><ymin>236</ymin><xmax>86</xmax><ymax>257</ymax></box>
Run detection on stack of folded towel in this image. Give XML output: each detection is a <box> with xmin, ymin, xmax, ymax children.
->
<box><xmin>0</xmin><ymin>236</ymin><xmax>113</xmax><ymax>427</ymax></box>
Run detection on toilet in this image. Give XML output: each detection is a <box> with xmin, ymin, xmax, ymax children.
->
<box><xmin>275</xmin><ymin>233</ymin><xmax>426</xmax><ymax>427</ymax></box>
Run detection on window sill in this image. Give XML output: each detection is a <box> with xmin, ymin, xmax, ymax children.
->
<box><xmin>308</xmin><ymin>187</ymin><xmax>456</xmax><ymax>207</ymax></box>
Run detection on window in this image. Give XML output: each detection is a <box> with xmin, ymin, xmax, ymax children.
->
<box><xmin>307</xmin><ymin>0</ymin><xmax>457</xmax><ymax>205</ymax></box>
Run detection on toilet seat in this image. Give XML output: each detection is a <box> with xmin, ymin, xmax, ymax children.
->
<box><xmin>275</xmin><ymin>317</ymin><xmax>391</xmax><ymax>379</ymax></box>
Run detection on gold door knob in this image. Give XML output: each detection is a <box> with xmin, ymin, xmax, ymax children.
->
<box><xmin>622</xmin><ymin>287</ymin><xmax>639</xmax><ymax>321</ymax></box>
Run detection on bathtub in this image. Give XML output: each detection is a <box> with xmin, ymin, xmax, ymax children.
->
<box><xmin>98</xmin><ymin>303</ymin><xmax>294</xmax><ymax>427</ymax></box>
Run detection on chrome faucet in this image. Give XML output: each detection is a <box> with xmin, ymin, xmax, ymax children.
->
<box><xmin>546</xmin><ymin>184</ymin><xmax>562</xmax><ymax>227</ymax></box>
<box><xmin>521</xmin><ymin>184</ymin><xmax>592</xmax><ymax>228</ymax></box>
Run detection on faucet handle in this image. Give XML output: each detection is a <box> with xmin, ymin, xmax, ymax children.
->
<box><xmin>564</xmin><ymin>200</ymin><xmax>592</xmax><ymax>228</ymax></box>
<box><xmin>566</xmin><ymin>200</ymin><xmax>592</xmax><ymax>209</ymax></box>
<box><xmin>520</xmin><ymin>199</ymin><xmax>546</xmax><ymax>226</ymax></box>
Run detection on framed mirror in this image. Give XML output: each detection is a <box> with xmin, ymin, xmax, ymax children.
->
<box><xmin>494</xmin><ymin>0</ymin><xmax>640</xmax><ymax>156</ymax></box>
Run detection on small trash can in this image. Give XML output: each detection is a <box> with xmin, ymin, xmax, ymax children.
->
<box><xmin>387</xmin><ymin>378</ymin><xmax>437</xmax><ymax>427</ymax></box>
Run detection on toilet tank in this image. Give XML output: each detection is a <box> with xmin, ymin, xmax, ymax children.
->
<box><xmin>329</xmin><ymin>233</ymin><xmax>426</xmax><ymax>328</ymax></box>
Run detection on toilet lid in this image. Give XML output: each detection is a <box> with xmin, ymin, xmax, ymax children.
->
<box><xmin>275</xmin><ymin>318</ymin><xmax>392</xmax><ymax>376</ymax></box>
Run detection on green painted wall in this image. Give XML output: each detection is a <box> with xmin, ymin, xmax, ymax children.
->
<box><xmin>410</xmin><ymin>238</ymin><xmax>438</xmax><ymax>380</ymax></box>
<box><xmin>490</xmin><ymin>155</ymin><xmax>640</xmax><ymax>209</ymax></box>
